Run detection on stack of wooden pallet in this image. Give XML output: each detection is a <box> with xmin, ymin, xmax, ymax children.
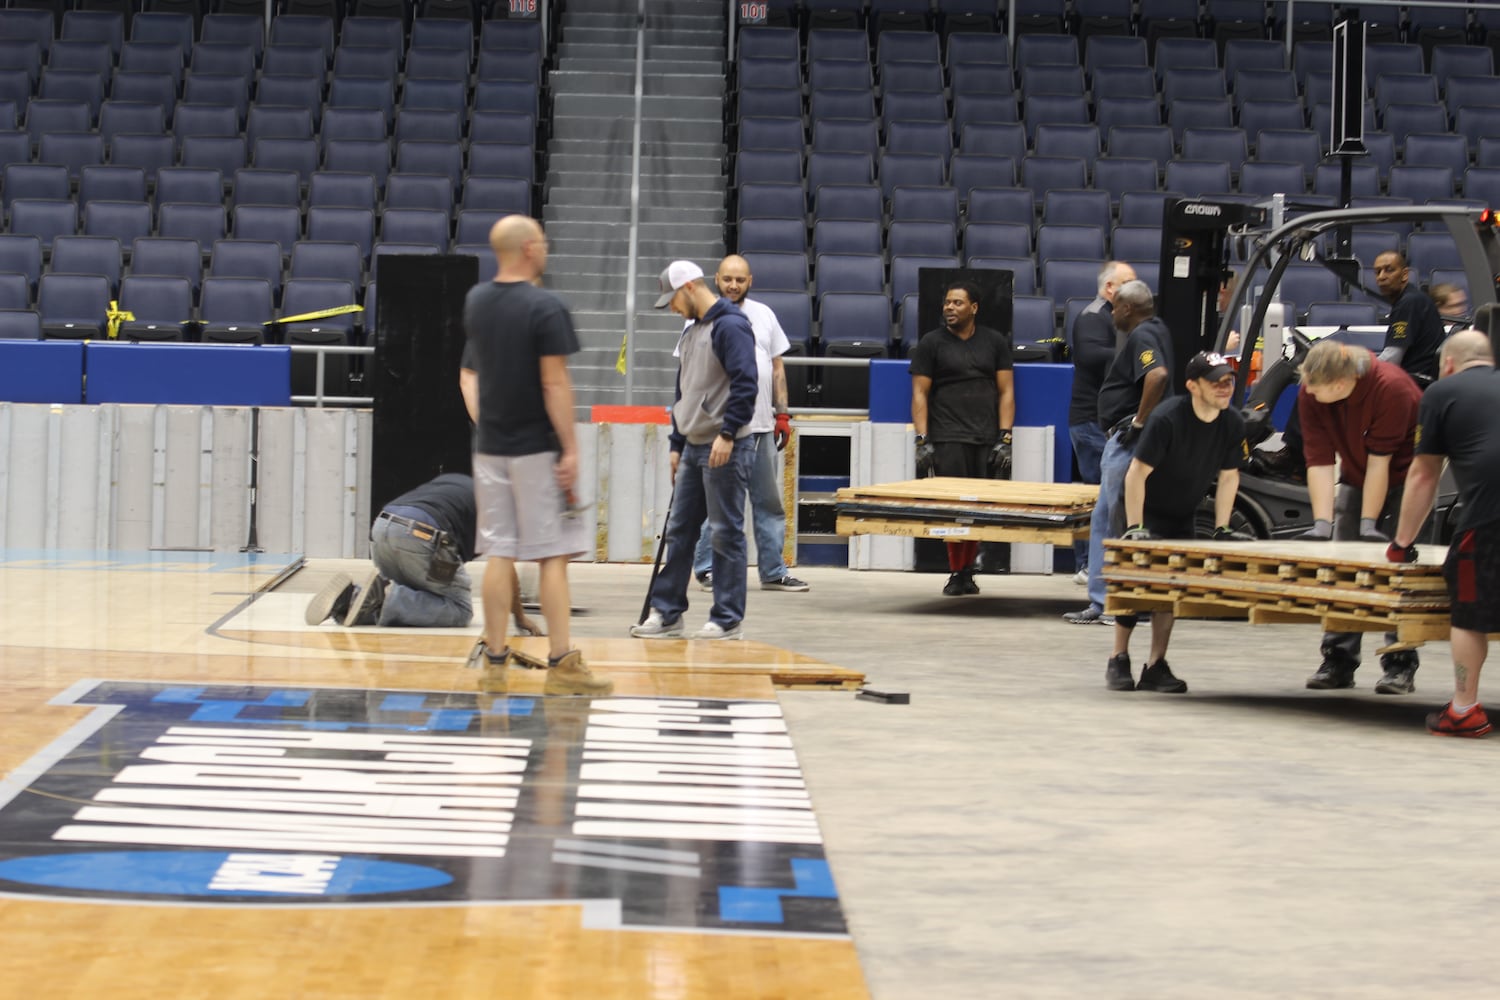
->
<box><xmin>1103</xmin><ymin>538</ymin><xmax>1452</xmax><ymax>644</ymax></box>
<box><xmin>835</xmin><ymin>478</ymin><xmax>1098</xmax><ymax>546</ymax></box>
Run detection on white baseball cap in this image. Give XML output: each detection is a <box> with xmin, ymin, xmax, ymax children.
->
<box><xmin>654</xmin><ymin>260</ymin><xmax>704</xmax><ymax>308</ymax></box>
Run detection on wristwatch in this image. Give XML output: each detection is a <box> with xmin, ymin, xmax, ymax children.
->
<box><xmin>915</xmin><ymin>434</ymin><xmax>926</xmax><ymax>445</ymax></box>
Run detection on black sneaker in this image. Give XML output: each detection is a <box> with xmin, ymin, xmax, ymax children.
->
<box><xmin>1105</xmin><ymin>652</ymin><xmax>1134</xmax><ymax>691</ymax></box>
<box><xmin>960</xmin><ymin>569</ymin><xmax>980</xmax><ymax>595</ymax></box>
<box><xmin>942</xmin><ymin>573</ymin><xmax>966</xmax><ymax>596</ymax></box>
<box><xmin>761</xmin><ymin>575</ymin><xmax>810</xmax><ymax>592</ymax></box>
<box><xmin>343</xmin><ymin>569</ymin><xmax>386</xmax><ymax>626</ymax></box>
<box><xmin>1306</xmin><ymin>657</ymin><xmax>1357</xmax><ymax>690</ymax></box>
<box><xmin>1137</xmin><ymin>659</ymin><xmax>1188</xmax><ymax>693</ymax></box>
<box><xmin>695</xmin><ymin>570</ymin><xmax>712</xmax><ymax>592</ymax></box>
<box><xmin>1374</xmin><ymin>664</ymin><xmax>1417</xmax><ymax>695</ymax></box>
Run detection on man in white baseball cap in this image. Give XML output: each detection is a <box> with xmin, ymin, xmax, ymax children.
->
<box><xmin>632</xmin><ymin>260</ymin><xmax>759</xmax><ymax>640</ymax></box>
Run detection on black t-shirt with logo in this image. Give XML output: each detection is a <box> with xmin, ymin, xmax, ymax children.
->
<box><xmin>1416</xmin><ymin>366</ymin><xmax>1500</xmax><ymax>532</ymax></box>
<box><xmin>1133</xmin><ymin>395</ymin><xmax>1248</xmax><ymax>521</ymax></box>
<box><xmin>908</xmin><ymin>324</ymin><xmax>1014</xmax><ymax>445</ymax></box>
<box><xmin>1385</xmin><ymin>283</ymin><xmax>1444</xmax><ymax>382</ymax></box>
<box><xmin>461</xmin><ymin>280</ymin><xmax>580</xmax><ymax>456</ymax></box>
<box><xmin>1096</xmin><ymin>316</ymin><xmax>1175</xmax><ymax>430</ymax></box>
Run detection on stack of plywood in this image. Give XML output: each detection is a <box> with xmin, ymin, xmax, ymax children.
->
<box><xmin>835</xmin><ymin>477</ymin><xmax>1098</xmax><ymax>546</ymax></box>
<box><xmin>1103</xmin><ymin>538</ymin><xmax>1452</xmax><ymax>644</ymax></box>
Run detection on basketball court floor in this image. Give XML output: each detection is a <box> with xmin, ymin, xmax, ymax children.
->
<box><xmin>0</xmin><ymin>550</ymin><xmax>867</xmax><ymax>999</ymax></box>
<box><xmin>0</xmin><ymin>550</ymin><xmax>1495</xmax><ymax>1000</ymax></box>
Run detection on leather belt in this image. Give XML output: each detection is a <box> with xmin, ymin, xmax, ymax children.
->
<box><xmin>378</xmin><ymin>510</ymin><xmax>439</xmax><ymax>537</ymax></box>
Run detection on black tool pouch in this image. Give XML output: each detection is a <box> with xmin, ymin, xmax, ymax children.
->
<box><xmin>427</xmin><ymin>533</ymin><xmax>462</xmax><ymax>584</ymax></box>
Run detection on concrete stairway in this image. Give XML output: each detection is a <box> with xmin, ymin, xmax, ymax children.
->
<box><xmin>542</xmin><ymin>0</ymin><xmax>728</xmax><ymax>410</ymax></box>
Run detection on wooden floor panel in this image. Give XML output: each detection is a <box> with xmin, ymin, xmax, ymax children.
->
<box><xmin>0</xmin><ymin>554</ymin><xmax>870</xmax><ymax>999</ymax></box>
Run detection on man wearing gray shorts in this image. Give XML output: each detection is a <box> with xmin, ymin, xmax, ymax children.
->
<box><xmin>458</xmin><ymin>214</ymin><xmax>611</xmax><ymax>697</ymax></box>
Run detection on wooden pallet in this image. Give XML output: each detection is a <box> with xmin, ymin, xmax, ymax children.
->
<box><xmin>835</xmin><ymin>478</ymin><xmax>1097</xmax><ymax>544</ymax></box>
<box><xmin>1102</xmin><ymin>537</ymin><xmax>1453</xmax><ymax>644</ymax></box>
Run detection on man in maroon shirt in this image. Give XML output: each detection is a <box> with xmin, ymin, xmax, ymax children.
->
<box><xmin>1296</xmin><ymin>340</ymin><xmax>1424</xmax><ymax>694</ymax></box>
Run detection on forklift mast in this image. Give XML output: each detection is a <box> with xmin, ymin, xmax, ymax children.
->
<box><xmin>1156</xmin><ymin>199</ymin><xmax>1267</xmax><ymax>385</ymax></box>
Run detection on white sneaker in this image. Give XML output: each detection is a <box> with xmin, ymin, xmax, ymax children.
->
<box><xmin>629</xmin><ymin>609</ymin><xmax>684</xmax><ymax>639</ymax></box>
<box><xmin>692</xmin><ymin>621</ymin><xmax>744</xmax><ymax>640</ymax></box>
<box><xmin>1072</xmin><ymin>569</ymin><xmax>1088</xmax><ymax>585</ymax></box>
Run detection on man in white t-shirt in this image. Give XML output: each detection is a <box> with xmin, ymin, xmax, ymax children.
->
<box><xmin>688</xmin><ymin>255</ymin><xmax>809</xmax><ymax>593</ymax></box>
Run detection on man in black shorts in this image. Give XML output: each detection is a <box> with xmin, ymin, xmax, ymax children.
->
<box><xmin>1105</xmin><ymin>352</ymin><xmax>1248</xmax><ymax>693</ymax></box>
<box><xmin>1388</xmin><ymin>330</ymin><xmax>1500</xmax><ymax>736</ymax></box>
<box><xmin>908</xmin><ymin>281</ymin><xmax>1016</xmax><ymax>596</ymax></box>
<box><xmin>458</xmin><ymin>214</ymin><xmax>611</xmax><ymax>697</ymax></box>
<box><xmin>305</xmin><ymin>472</ymin><xmax>538</xmax><ymax>635</ymax></box>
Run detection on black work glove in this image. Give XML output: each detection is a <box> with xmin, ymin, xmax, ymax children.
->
<box><xmin>1117</xmin><ymin>419</ymin><xmax>1143</xmax><ymax>449</ymax></box>
<box><xmin>1386</xmin><ymin>540</ymin><xmax>1419</xmax><ymax>563</ymax></box>
<box><xmin>1122</xmin><ymin>524</ymin><xmax>1154</xmax><ymax>541</ymax></box>
<box><xmin>915</xmin><ymin>437</ymin><xmax>936</xmax><ymax>478</ymax></box>
<box><xmin>1299</xmin><ymin>518</ymin><xmax>1333</xmax><ymax>540</ymax></box>
<box><xmin>1211</xmin><ymin>525</ymin><xmax>1253</xmax><ymax>541</ymax></box>
<box><xmin>1358</xmin><ymin>517</ymin><xmax>1388</xmax><ymax>544</ymax></box>
<box><xmin>988</xmin><ymin>430</ymin><xmax>1013</xmax><ymax>480</ymax></box>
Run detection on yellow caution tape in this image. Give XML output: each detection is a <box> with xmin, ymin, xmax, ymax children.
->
<box><xmin>268</xmin><ymin>304</ymin><xmax>366</xmax><ymax>325</ymax></box>
<box><xmin>616</xmin><ymin>334</ymin><xmax>627</xmax><ymax>375</ymax></box>
<box><xmin>105</xmin><ymin>301</ymin><xmax>135</xmax><ymax>339</ymax></box>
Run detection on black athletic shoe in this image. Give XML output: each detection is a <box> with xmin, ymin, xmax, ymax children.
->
<box><xmin>1306</xmin><ymin>657</ymin><xmax>1357</xmax><ymax>690</ymax></box>
<box><xmin>1137</xmin><ymin>659</ymin><xmax>1188</xmax><ymax>694</ymax></box>
<box><xmin>960</xmin><ymin>569</ymin><xmax>980</xmax><ymax>595</ymax></box>
<box><xmin>1374</xmin><ymin>664</ymin><xmax>1417</xmax><ymax>695</ymax></box>
<box><xmin>1105</xmin><ymin>653</ymin><xmax>1134</xmax><ymax>691</ymax></box>
<box><xmin>942</xmin><ymin>573</ymin><xmax>966</xmax><ymax>596</ymax></box>
<box><xmin>343</xmin><ymin>569</ymin><xmax>386</xmax><ymax>626</ymax></box>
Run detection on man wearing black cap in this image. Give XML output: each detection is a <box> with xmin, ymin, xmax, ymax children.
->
<box><xmin>631</xmin><ymin>260</ymin><xmax>760</xmax><ymax>641</ymax></box>
<box><xmin>1104</xmin><ymin>351</ymin><xmax>1248</xmax><ymax>693</ymax></box>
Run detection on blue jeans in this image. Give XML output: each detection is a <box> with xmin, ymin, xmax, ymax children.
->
<box><xmin>1086</xmin><ymin>431</ymin><xmax>1136</xmax><ymax>611</ymax></box>
<box><xmin>651</xmin><ymin>440</ymin><xmax>756</xmax><ymax>627</ymax></box>
<box><xmin>1069</xmin><ymin>420</ymin><xmax>1108</xmax><ymax>572</ymax></box>
<box><xmin>692</xmin><ymin>431</ymin><xmax>788</xmax><ymax>582</ymax></box>
<box><xmin>1322</xmin><ymin>483</ymin><xmax>1416</xmax><ymax>670</ymax></box>
<box><xmin>371</xmin><ymin>507</ymin><xmax>474</xmax><ymax>627</ymax></box>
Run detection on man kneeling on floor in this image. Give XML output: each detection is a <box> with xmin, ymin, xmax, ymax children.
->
<box><xmin>1105</xmin><ymin>352</ymin><xmax>1248</xmax><ymax>693</ymax></box>
<box><xmin>306</xmin><ymin>472</ymin><xmax>540</xmax><ymax>636</ymax></box>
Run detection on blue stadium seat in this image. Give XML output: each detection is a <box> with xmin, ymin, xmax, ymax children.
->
<box><xmin>1312</xmin><ymin>161</ymin><xmax>1380</xmax><ymax>197</ymax></box>
<box><xmin>460</xmin><ymin>176</ymin><xmax>529</xmax><ymax>215</ymax></box>
<box><xmin>967</xmin><ymin>258</ymin><xmax>1037</xmax><ymax>295</ymax></box>
<box><xmin>232</xmin><ymin>168</ymin><xmax>301</xmax><ymax>209</ymax></box>
<box><xmin>98</xmin><ymin>100</ymin><xmax>168</xmax><ymax>148</ymax></box>
<box><xmin>1024</xmin><ymin>93</ymin><xmax>1090</xmax><ymax>140</ymax></box>
<box><xmin>10</xmin><ymin>200</ymin><xmax>77</xmax><ymax>251</ymax></box>
<box><xmin>3</xmin><ymin>163</ymin><xmax>68</xmax><ymax>208</ymax></box>
<box><xmin>131</xmin><ymin>237</ymin><xmax>202</xmax><ymax>300</ymax></box>
<box><xmin>38</xmin><ymin>273</ymin><xmax>110</xmax><ymax>339</ymax></box>
<box><xmin>889</xmin><ymin>220</ymin><xmax>957</xmax><ymax>258</ymax></box>
<box><xmin>1182</xmin><ymin>128</ymin><xmax>1248</xmax><ymax>173</ymax></box>
<box><xmin>889</xmin><ymin>184</ymin><xmax>958</xmax><ymax>222</ymax></box>
<box><xmin>60</xmin><ymin>10</ymin><xmax>123</xmax><ymax>60</ymax></box>
<box><xmin>966</xmin><ymin>187</ymin><xmax>1035</xmax><ymax>226</ymax></box>
<box><xmin>739</xmin><ymin>181</ymin><xmax>805</xmax><ymax>221</ymax></box>
<box><xmin>306</xmin><ymin>207</ymin><xmax>375</xmax><ymax>262</ymax></box>
<box><xmin>1042</xmin><ymin>259</ymin><xmax>1104</xmax><ymax>306</ymax></box>
<box><xmin>82</xmin><ymin>200</ymin><xmax>150</xmax><ymax>246</ymax></box>
<box><xmin>739</xmin><ymin>26</ymin><xmax>799</xmax><ymax>61</ymax></box>
<box><xmin>333</xmin><ymin>46</ymin><xmax>399</xmax><ymax>81</ymax></box>
<box><xmin>1154</xmin><ymin>37</ymin><xmax>1219</xmax><ymax>80</ymax></box>
<box><xmin>0</xmin><ymin>307</ymin><xmax>38</xmax><ymax>338</ymax></box>
<box><xmin>158</xmin><ymin>202</ymin><xmax>227</xmax><ymax>251</ymax></box>
<box><xmin>39</xmin><ymin>68</ymin><xmax>106</xmax><ymax>121</ymax></box>
<box><xmin>1020</xmin><ymin>155</ymin><xmax>1088</xmax><ymax>201</ymax></box>
<box><xmin>962</xmin><ymin>222</ymin><xmax>1031</xmax><ymax>260</ymax></box>
<box><xmin>949</xmin><ymin>153</ymin><xmax>1016</xmax><ymax>201</ymax></box>
<box><xmin>290</xmin><ymin>241</ymin><xmax>363</xmax><ymax>287</ymax></box>
<box><xmin>395</xmin><ymin>108</ymin><xmax>464</xmax><ymax>145</ymax></box>
<box><xmin>383</xmin><ymin>173</ymin><xmax>449</xmax><ymax>211</ymax></box>
<box><xmin>1119</xmin><ymin>190</ymin><xmax>1181</xmax><ymax>227</ymax></box>
<box><xmin>473</xmin><ymin>80</ymin><xmax>539</xmax><ymax>116</ymax></box>
<box><xmin>199</xmin><ymin>275</ymin><xmax>274</xmax><ymax>342</ymax></box>
<box><xmin>1037</xmin><ymin>224</ymin><xmax>1106</xmax><ymax>263</ymax></box>
<box><xmin>190</xmin><ymin>44</ymin><xmax>257</xmax><ymax>85</ymax></box>
<box><xmin>811</xmin><ymin>150</ymin><xmax>876</xmax><ymax>194</ymax></box>
<box><xmin>812</xmin><ymin>183</ymin><xmax>882</xmax><ymax>221</ymax></box>
<box><xmin>49</xmin><ymin>235</ymin><xmax>122</xmax><ymax>295</ymax></box>
<box><xmin>818</xmin><ymin>291</ymin><xmax>892</xmax><ymax>348</ymax></box>
<box><xmin>156</xmin><ymin>166</ymin><xmax>225</xmax><ymax>207</ymax></box>
<box><xmin>1022</xmin><ymin>63</ymin><xmax>1086</xmax><ymax>95</ymax></box>
<box><xmin>1239</xmin><ymin>161</ymin><xmax>1306</xmax><ymax>196</ymax></box>
<box><xmin>813</xmin><ymin>252</ymin><xmax>884</xmax><ymax>304</ymax></box>
<box><xmin>322</xmin><ymin>138</ymin><xmax>391</xmax><ymax>191</ymax></box>
<box><xmin>1091</xmin><ymin>66</ymin><xmax>1157</xmax><ymax>101</ymax></box>
<box><xmin>1043</xmin><ymin>188</ymin><xmax>1112</xmax><ymax>229</ymax></box>
<box><xmin>175</xmin><ymin>103</ymin><xmax>240</xmax><ymax>144</ymax></box>
<box><xmin>1094</xmin><ymin>96</ymin><xmax>1161</xmax><ymax>134</ymax></box>
<box><xmin>465</xmin><ymin>142</ymin><xmax>530</xmax><ymax>184</ymax></box>
<box><xmin>0</xmin><ymin>234</ymin><xmax>41</xmax><ymax>295</ymax></box>
<box><xmin>739</xmin><ymin>217</ymin><xmax>808</xmax><ymax>254</ymax></box>
<box><xmin>738</xmin><ymin>251</ymin><xmax>807</xmax><ymax>293</ymax></box>
<box><xmin>180</xmin><ymin>135</ymin><xmax>248</xmax><ymax>177</ymax></box>
<box><xmin>946</xmin><ymin>32</ymin><xmax>1010</xmax><ymax>69</ymax></box>
<box><xmin>200</xmin><ymin>13</ymin><xmax>264</xmax><ymax>60</ymax></box>
<box><xmin>951</xmin><ymin>94</ymin><xmax>1020</xmax><ymax>136</ymax></box>
<box><xmin>752</xmin><ymin>290</ymin><xmax>812</xmax><ymax>349</ymax></box>
<box><xmin>119</xmin><ymin>41</ymin><xmax>184</xmax><ymax>91</ymax></box>
<box><xmin>1015</xmin><ymin>34</ymin><xmax>1078</xmax><ymax>70</ymax></box>
<box><xmin>469</xmin><ymin>110</ymin><xmax>536</xmax><ymax>146</ymax></box>
<box><xmin>1164</xmin><ymin>160</ymin><xmax>1233</xmax><ymax>198</ymax></box>
<box><xmin>268</xmin><ymin>14</ymin><xmax>333</xmax><ymax>59</ymax></box>
<box><xmin>948</xmin><ymin>64</ymin><xmax>1013</xmax><ymax>99</ymax></box>
<box><xmin>812</xmin><ymin>219</ymin><xmax>882</xmax><ymax>257</ymax></box>
<box><xmin>890</xmin><ymin>254</ymin><xmax>959</xmax><ymax>310</ymax></box>
<box><xmin>1110</xmin><ymin>226</ymin><xmax>1161</xmax><ymax>261</ymax></box>
<box><xmin>1093</xmin><ymin>158</ymin><xmax>1159</xmax><ymax>206</ymax></box>
<box><xmin>79</xmin><ymin>164</ymin><xmax>146</xmax><ymax>207</ymax></box>
<box><xmin>117</xmin><ymin>274</ymin><xmax>192</xmax><ymax>341</ymax></box>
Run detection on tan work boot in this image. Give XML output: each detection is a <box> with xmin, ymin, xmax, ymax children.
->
<box><xmin>544</xmin><ymin>649</ymin><xmax>614</xmax><ymax>696</ymax></box>
<box><xmin>468</xmin><ymin>639</ymin><xmax>510</xmax><ymax>694</ymax></box>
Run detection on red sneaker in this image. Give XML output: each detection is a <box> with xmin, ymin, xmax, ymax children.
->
<box><xmin>1426</xmin><ymin>702</ymin><xmax>1493</xmax><ymax>738</ymax></box>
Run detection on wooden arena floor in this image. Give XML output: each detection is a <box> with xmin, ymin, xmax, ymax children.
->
<box><xmin>0</xmin><ymin>551</ymin><xmax>870</xmax><ymax>999</ymax></box>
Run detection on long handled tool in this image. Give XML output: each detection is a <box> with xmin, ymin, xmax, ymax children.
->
<box><xmin>637</xmin><ymin>483</ymin><xmax>675</xmax><ymax>627</ymax></box>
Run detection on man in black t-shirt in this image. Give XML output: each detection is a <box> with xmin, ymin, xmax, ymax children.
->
<box><xmin>1374</xmin><ymin>250</ymin><xmax>1445</xmax><ymax>386</ymax></box>
<box><xmin>908</xmin><ymin>281</ymin><xmax>1016</xmax><ymax>596</ymax></box>
<box><xmin>1103</xmin><ymin>352</ymin><xmax>1248</xmax><ymax>693</ymax></box>
<box><xmin>457</xmin><ymin>214</ymin><xmax>611</xmax><ymax>697</ymax></box>
<box><xmin>1068</xmin><ymin>261</ymin><xmax>1136</xmax><ymax>584</ymax></box>
<box><xmin>1390</xmin><ymin>330</ymin><xmax>1500</xmax><ymax>736</ymax></box>
<box><xmin>306</xmin><ymin>473</ymin><xmax>540</xmax><ymax>634</ymax></box>
<box><xmin>1064</xmin><ymin>280</ymin><xmax>1174</xmax><ymax>625</ymax></box>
